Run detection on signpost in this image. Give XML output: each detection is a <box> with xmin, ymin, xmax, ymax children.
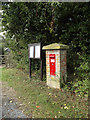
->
<box><xmin>28</xmin><ymin>43</ymin><xmax>43</xmax><ymax>80</ymax></box>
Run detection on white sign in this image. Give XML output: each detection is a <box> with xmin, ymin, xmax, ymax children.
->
<box><xmin>51</xmin><ymin>59</ymin><xmax>55</xmax><ymax>62</ymax></box>
<box><xmin>35</xmin><ymin>45</ymin><xmax>40</xmax><ymax>58</ymax></box>
<box><xmin>30</xmin><ymin>46</ymin><xmax>34</xmax><ymax>58</ymax></box>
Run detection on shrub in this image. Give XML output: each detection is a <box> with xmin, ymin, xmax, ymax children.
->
<box><xmin>63</xmin><ymin>78</ymin><xmax>88</xmax><ymax>97</ymax></box>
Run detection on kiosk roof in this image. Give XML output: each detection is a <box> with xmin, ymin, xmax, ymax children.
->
<box><xmin>42</xmin><ymin>43</ymin><xmax>69</xmax><ymax>50</ymax></box>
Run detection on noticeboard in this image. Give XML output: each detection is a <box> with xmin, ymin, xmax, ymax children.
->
<box><xmin>28</xmin><ymin>43</ymin><xmax>41</xmax><ymax>59</ymax></box>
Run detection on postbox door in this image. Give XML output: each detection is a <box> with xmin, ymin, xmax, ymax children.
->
<box><xmin>49</xmin><ymin>54</ymin><xmax>56</xmax><ymax>76</ymax></box>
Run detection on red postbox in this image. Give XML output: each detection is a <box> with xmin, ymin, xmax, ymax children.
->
<box><xmin>49</xmin><ymin>54</ymin><xmax>56</xmax><ymax>76</ymax></box>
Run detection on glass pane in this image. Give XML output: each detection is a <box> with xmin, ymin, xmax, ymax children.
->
<box><xmin>30</xmin><ymin>46</ymin><xmax>34</xmax><ymax>58</ymax></box>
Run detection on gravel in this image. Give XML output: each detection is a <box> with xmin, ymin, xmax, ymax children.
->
<box><xmin>2</xmin><ymin>96</ymin><xmax>27</xmax><ymax>118</ymax></box>
<box><xmin>0</xmin><ymin>81</ymin><xmax>28</xmax><ymax>119</ymax></box>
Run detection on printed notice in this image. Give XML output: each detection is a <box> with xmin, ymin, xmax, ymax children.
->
<box><xmin>30</xmin><ymin>46</ymin><xmax>34</xmax><ymax>58</ymax></box>
<box><xmin>35</xmin><ymin>45</ymin><xmax>40</xmax><ymax>58</ymax></box>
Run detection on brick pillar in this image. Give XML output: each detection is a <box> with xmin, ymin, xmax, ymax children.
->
<box><xmin>60</xmin><ymin>50</ymin><xmax>67</xmax><ymax>83</ymax></box>
<box><xmin>42</xmin><ymin>43</ymin><xmax>69</xmax><ymax>89</ymax></box>
<box><xmin>46</xmin><ymin>50</ymin><xmax>49</xmax><ymax>85</ymax></box>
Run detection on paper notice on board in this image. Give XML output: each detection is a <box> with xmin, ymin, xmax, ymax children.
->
<box><xmin>35</xmin><ymin>45</ymin><xmax>40</xmax><ymax>58</ymax></box>
<box><xmin>30</xmin><ymin>46</ymin><xmax>34</xmax><ymax>58</ymax></box>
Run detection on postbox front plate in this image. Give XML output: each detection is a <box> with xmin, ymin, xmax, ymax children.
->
<box><xmin>49</xmin><ymin>54</ymin><xmax>56</xmax><ymax>76</ymax></box>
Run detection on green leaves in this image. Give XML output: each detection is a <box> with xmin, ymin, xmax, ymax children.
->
<box><xmin>2</xmin><ymin>2</ymin><xmax>89</xmax><ymax>82</ymax></box>
<box><xmin>64</xmin><ymin>78</ymin><xmax>88</xmax><ymax>97</ymax></box>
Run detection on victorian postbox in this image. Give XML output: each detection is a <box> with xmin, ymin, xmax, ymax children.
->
<box><xmin>42</xmin><ymin>43</ymin><xmax>69</xmax><ymax>89</ymax></box>
<box><xmin>49</xmin><ymin>54</ymin><xmax>56</xmax><ymax>76</ymax></box>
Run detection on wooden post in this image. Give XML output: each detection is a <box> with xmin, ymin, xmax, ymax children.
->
<box><xmin>40</xmin><ymin>43</ymin><xmax>43</xmax><ymax>81</ymax></box>
<box><xmin>29</xmin><ymin>58</ymin><xmax>31</xmax><ymax>78</ymax></box>
<box><xmin>28</xmin><ymin>45</ymin><xmax>31</xmax><ymax>79</ymax></box>
<box><xmin>41</xmin><ymin>58</ymin><xmax>43</xmax><ymax>81</ymax></box>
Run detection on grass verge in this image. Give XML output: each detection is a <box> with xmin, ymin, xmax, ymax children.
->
<box><xmin>1</xmin><ymin>67</ymin><xmax>88</xmax><ymax>118</ymax></box>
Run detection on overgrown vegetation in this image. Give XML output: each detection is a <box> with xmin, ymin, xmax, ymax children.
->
<box><xmin>2</xmin><ymin>2</ymin><xmax>89</xmax><ymax>107</ymax></box>
<box><xmin>63</xmin><ymin>78</ymin><xmax>88</xmax><ymax>97</ymax></box>
<box><xmin>1</xmin><ymin>67</ymin><xmax>88</xmax><ymax>118</ymax></box>
<box><xmin>2</xmin><ymin>2</ymin><xmax>89</xmax><ymax>76</ymax></box>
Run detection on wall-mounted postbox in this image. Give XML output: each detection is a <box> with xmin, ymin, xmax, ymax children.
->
<box><xmin>49</xmin><ymin>54</ymin><xmax>56</xmax><ymax>76</ymax></box>
<box><xmin>42</xmin><ymin>43</ymin><xmax>69</xmax><ymax>89</ymax></box>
